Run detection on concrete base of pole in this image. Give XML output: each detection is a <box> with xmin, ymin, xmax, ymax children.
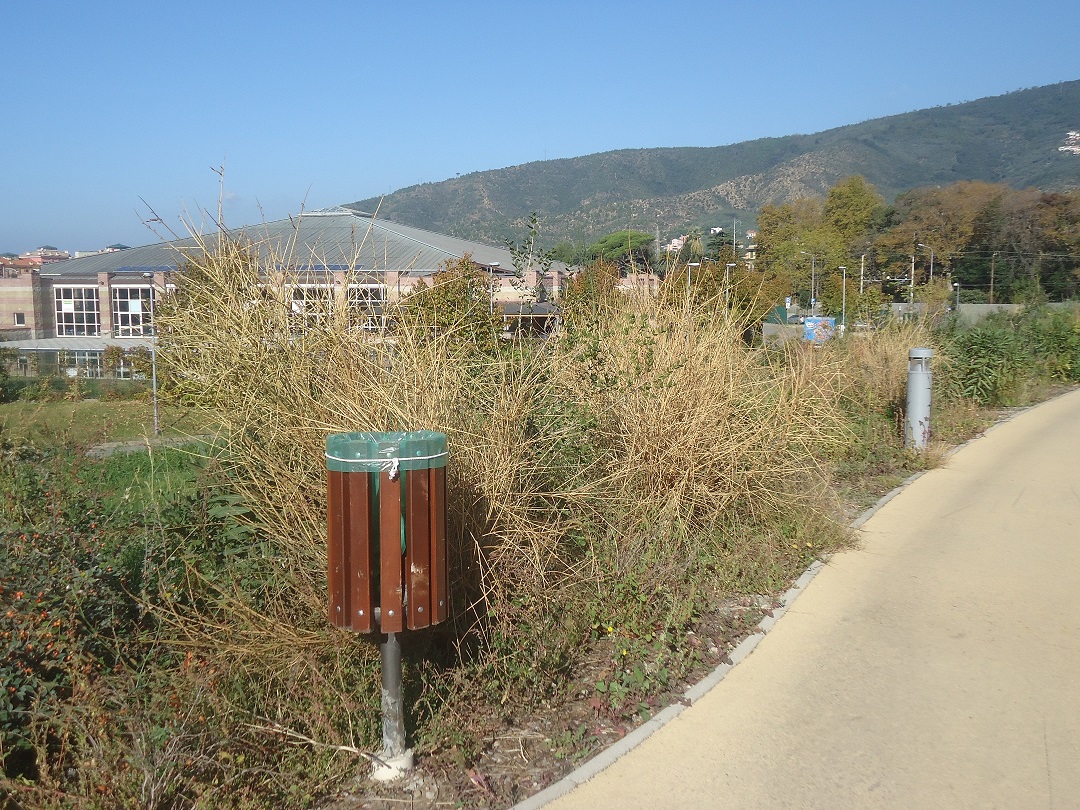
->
<box><xmin>371</xmin><ymin>749</ymin><xmax>415</xmax><ymax>781</ymax></box>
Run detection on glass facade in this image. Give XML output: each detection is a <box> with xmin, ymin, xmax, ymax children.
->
<box><xmin>54</xmin><ymin>286</ymin><xmax>101</xmax><ymax>336</ymax></box>
<box><xmin>112</xmin><ymin>286</ymin><xmax>155</xmax><ymax>336</ymax></box>
<box><xmin>290</xmin><ymin>285</ymin><xmax>335</xmax><ymax>325</ymax></box>
<box><xmin>347</xmin><ymin>284</ymin><xmax>386</xmax><ymax>331</ymax></box>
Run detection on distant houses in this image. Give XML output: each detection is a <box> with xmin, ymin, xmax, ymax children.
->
<box><xmin>662</xmin><ymin>226</ymin><xmax>758</xmax><ymax>271</ymax></box>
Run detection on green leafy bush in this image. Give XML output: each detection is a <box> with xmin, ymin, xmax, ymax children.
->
<box><xmin>1020</xmin><ymin>306</ymin><xmax>1080</xmax><ymax>381</ymax></box>
<box><xmin>941</xmin><ymin>306</ymin><xmax>1080</xmax><ymax>405</ymax></box>
<box><xmin>944</xmin><ymin>320</ymin><xmax>1028</xmax><ymax>405</ymax></box>
<box><xmin>1</xmin><ymin>434</ymin><xmax>379</xmax><ymax>807</ymax></box>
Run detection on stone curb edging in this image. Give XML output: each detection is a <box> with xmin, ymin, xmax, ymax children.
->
<box><xmin>511</xmin><ymin>393</ymin><xmax>1067</xmax><ymax>810</ymax></box>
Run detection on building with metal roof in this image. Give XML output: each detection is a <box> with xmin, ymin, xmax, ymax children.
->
<box><xmin>1</xmin><ymin>208</ymin><xmax>566</xmax><ymax>378</ymax></box>
<box><xmin>17</xmin><ymin>207</ymin><xmax>523</xmax><ymax>279</ymax></box>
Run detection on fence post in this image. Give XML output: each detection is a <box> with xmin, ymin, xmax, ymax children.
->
<box><xmin>906</xmin><ymin>348</ymin><xmax>933</xmax><ymax>450</ymax></box>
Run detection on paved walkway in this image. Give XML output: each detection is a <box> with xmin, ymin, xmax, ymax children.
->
<box><xmin>86</xmin><ymin>434</ymin><xmax>214</xmax><ymax>458</ymax></box>
<box><xmin>534</xmin><ymin>388</ymin><xmax>1080</xmax><ymax>809</ymax></box>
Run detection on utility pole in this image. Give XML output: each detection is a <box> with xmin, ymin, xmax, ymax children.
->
<box><xmin>909</xmin><ymin>255</ymin><xmax>915</xmax><ymax>306</ymax></box>
<box><xmin>989</xmin><ymin>252</ymin><xmax>997</xmax><ymax>304</ymax></box>
<box><xmin>839</xmin><ymin>266</ymin><xmax>847</xmax><ymax>331</ymax></box>
<box><xmin>918</xmin><ymin>243</ymin><xmax>935</xmax><ymax>282</ymax></box>
<box><xmin>800</xmin><ymin>251</ymin><xmax>817</xmax><ymax>314</ymax></box>
<box><xmin>859</xmin><ymin>253</ymin><xmax>866</xmax><ymax>295</ymax></box>
<box><xmin>686</xmin><ymin>262</ymin><xmax>699</xmax><ymax>307</ymax></box>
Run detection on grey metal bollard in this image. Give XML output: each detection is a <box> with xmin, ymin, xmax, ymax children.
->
<box><xmin>906</xmin><ymin>348</ymin><xmax>933</xmax><ymax>450</ymax></box>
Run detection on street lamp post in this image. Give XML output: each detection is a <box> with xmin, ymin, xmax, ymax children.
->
<box><xmin>800</xmin><ymin>251</ymin><xmax>817</xmax><ymax>315</ymax></box>
<box><xmin>725</xmin><ymin>262</ymin><xmax>736</xmax><ymax>309</ymax></box>
<box><xmin>686</xmin><ymin>262</ymin><xmax>700</xmax><ymax>305</ymax></box>
<box><xmin>909</xmin><ymin>255</ymin><xmax>916</xmax><ymax>306</ymax></box>
<box><xmin>918</xmin><ymin>243</ymin><xmax>935</xmax><ymax>282</ymax></box>
<box><xmin>839</xmin><ymin>266</ymin><xmax>847</xmax><ymax>331</ymax></box>
<box><xmin>990</xmin><ymin>252</ymin><xmax>997</xmax><ymax>304</ymax></box>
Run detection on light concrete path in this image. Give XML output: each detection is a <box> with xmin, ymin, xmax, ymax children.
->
<box><xmin>540</xmin><ymin>388</ymin><xmax>1080</xmax><ymax>809</ymax></box>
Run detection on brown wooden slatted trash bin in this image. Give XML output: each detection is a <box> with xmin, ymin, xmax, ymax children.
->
<box><xmin>326</xmin><ymin>431</ymin><xmax>448</xmax><ymax>634</ymax></box>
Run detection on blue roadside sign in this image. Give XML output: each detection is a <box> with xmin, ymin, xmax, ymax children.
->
<box><xmin>803</xmin><ymin>317</ymin><xmax>836</xmax><ymax>344</ymax></box>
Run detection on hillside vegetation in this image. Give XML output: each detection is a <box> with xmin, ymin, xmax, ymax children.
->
<box><xmin>346</xmin><ymin>81</ymin><xmax>1080</xmax><ymax>245</ymax></box>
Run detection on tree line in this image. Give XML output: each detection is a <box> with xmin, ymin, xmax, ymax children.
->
<box><xmin>755</xmin><ymin>177</ymin><xmax>1080</xmax><ymax>312</ymax></box>
<box><xmin>552</xmin><ymin>178</ymin><xmax>1080</xmax><ymax>316</ymax></box>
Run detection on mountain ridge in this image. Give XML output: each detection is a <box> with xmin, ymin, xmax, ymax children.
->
<box><xmin>345</xmin><ymin>81</ymin><xmax>1080</xmax><ymax>245</ymax></box>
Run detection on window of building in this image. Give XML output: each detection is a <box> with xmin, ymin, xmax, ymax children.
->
<box><xmin>74</xmin><ymin>350</ymin><xmax>103</xmax><ymax>378</ymax></box>
<box><xmin>56</xmin><ymin>350</ymin><xmax>103</xmax><ymax>378</ymax></box>
<box><xmin>347</xmin><ymin>284</ymin><xmax>386</xmax><ymax>331</ymax></box>
<box><xmin>13</xmin><ymin>312</ymin><xmax>25</xmax><ymax>326</ymax></box>
<box><xmin>289</xmin><ymin>285</ymin><xmax>335</xmax><ymax>326</ymax></box>
<box><xmin>112</xmin><ymin>286</ymin><xmax>155</xmax><ymax>336</ymax></box>
<box><xmin>54</xmin><ymin>286</ymin><xmax>101</xmax><ymax>337</ymax></box>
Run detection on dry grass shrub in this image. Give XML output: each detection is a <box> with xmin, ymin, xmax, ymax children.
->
<box><xmin>151</xmin><ymin>232</ymin><xmax>856</xmax><ymax>757</ymax></box>
<box><xmin>823</xmin><ymin>318</ymin><xmax>937</xmax><ymax>415</ymax></box>
<box><xmin>153</xmin><ymin>235</ymin><xmax>612</xmax><ymax>715</ymax></box>
<box><xmin>555</xmin><ymin>296</ymin><xmax>850</xmax><ymax>595</ymax></box>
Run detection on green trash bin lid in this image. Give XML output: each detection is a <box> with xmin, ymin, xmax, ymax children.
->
<box><xmin>325</xmin><ymin>431</ymin><xmax>448</xmax><ymax>473</ymax></box>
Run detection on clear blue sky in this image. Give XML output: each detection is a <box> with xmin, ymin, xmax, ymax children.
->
<box><xmin>2</xmin><ymin>0</ymin><xmax>1077</xmax><ymax>254</ymax></box>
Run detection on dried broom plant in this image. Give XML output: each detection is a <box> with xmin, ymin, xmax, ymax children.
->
<box><xmin>825</xmin><ymin>317</ymin><xmax>936</xmax><ymax>415</ymax></box>
<box><xmin>151</xmin><ymin>226</ymin><xmax>856</xmax><ymax>748</ymax></box>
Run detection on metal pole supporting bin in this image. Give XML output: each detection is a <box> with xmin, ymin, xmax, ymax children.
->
<box><xmin>905</xmin><ymin>348</ymin><xmax>933</xmax><ymax>450</ymax></box>
<box><xmin>325</xmin><ymin>431</ymin><xmax>449</xmax><ymax>634</ymax></box>
<box><xmin>325</xmin><ymin>431</ymin><xmax>449</xmax><ymax>779</ymax></box>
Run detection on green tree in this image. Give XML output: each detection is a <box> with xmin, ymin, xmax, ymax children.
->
<box><xmin>102</xmin><ymin>345</ymin><xmax>126</xmax><ymax>378</ymax></box>
<box><xmin>585</xmin><ymin>230</ymin><xmax>655</xmax><ymax>271</ymax></box>
<box><xmin>1034</xmin><ymin>191</ymin><xmax>1080</xmax><ymax>300</ymax></box>
<box><xmin>877</xmin><ymin>181</ymin><xmax>1005</xmax><ymax>283</ymax></box>
<box><xmin>683</xmin><ymin>229</ymin><xmax>704</xmax><ymax>261</ymax></box>
<box><xmin>823</xmin><ymin>176</ymin><xmax>887</xmax><ymax>250</ymax></box>
<box><xmin>756</xmin><ymin>198</ymin><xmax>848</xmax><ymax>309</ymax></box>
<box><xmin>396</xmin><ymin>254</ymin><xmax>502</xmax><ymax>353</ymax></box>
<box><xmin>551</xmin><ymin>241</ymin><xmax>586</xmax><ymax>266</ymax></box>
<box><xmin>755</xmin><ymin>202</ymin><xmax>810</xmax><ymax>299</ymax></box>
<box><xmin>505</xmin><ymin>212</ymin><xmax>557</xmax><ymax>297</ymax></box>
<box><xmin>705</xmin><ymin>228</ymin><xmax>732</xmax><ymax>258</ymax></box>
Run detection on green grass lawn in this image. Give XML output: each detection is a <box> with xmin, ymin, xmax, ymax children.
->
<box><xmin>0</xmin><ymin>399</ymin><xmax>211</xmax><ymax>447</ymax></box>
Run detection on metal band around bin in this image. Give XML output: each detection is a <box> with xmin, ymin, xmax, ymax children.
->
<box><xmin>324</xmin><ymin>451</ymin><xmax>448</xmax><ymax>474</ymax></box>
